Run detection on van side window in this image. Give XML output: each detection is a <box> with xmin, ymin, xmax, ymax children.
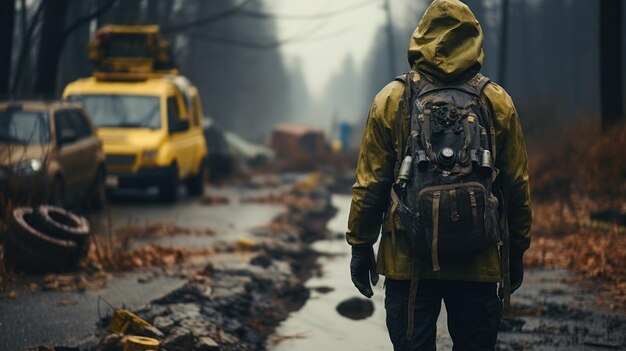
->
<box><xmin>192</xmin><ymin>96</ymin><xmax>202</xmax><ymax>127</ymax></box>
<box><xmin>167</xmin><ymin>96</ymin><xmax>180</xmax><ymax>130</ymax></box>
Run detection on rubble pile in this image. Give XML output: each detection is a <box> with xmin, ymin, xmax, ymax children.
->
<box><xmin>84</xmin><ymin>184</ymin><xmax>336</xmax><ymax>351</ymax></box>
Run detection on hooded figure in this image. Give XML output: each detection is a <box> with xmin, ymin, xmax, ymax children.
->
<box><xmin>347</xmin><ymin>0</ymin><xmax>531</xmax><ymax>349</ymax></box>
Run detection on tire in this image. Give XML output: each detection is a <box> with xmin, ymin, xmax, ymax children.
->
<box><xmin>88</xmin><ymin>168</ymin><xmax>107</xmax><ymax>211</ymax></box>
<box><xmin>3</xmin><ymin>233</ymin><xmax>76</xmax><ymax>274</ymax></box>
<box><xmin>186</xmin><ymin>159</ymin><xmax>208</xmax><ymax>196</ymax></box>
<box><xmin>158</xmin><ymin>163</ymin><xmax>179</xmax><ymax>203</ymax></box>
<box><xmin>31</xmin><ymin>205</ymin><xmax>90</xmax><ymax>255</ymax></box>
<box><xmin>4</xmin><ymin>207</ymin><xmax>79</xmax><ymax>273</ymax></box>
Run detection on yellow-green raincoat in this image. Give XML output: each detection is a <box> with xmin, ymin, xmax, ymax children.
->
<box><xmin>347</xmin><ymin>0</ymin><xmax>532</xmax><ymax>282</ymax></box>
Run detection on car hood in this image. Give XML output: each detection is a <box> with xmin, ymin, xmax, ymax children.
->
<box><xmin>0</xmin><ymin>143</ymin><xmax>49</xmax><ymax>166</ymax></box>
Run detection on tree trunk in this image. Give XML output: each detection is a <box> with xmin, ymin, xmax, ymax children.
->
<box><xmin>0</xmin><ymin>0</ymin><xmax>16</xmax><ymax>96</ymax></box>
<box><xmin>600</xmin><ymin>0</ymin><xmax>624</xmax><ymax>130</ymax></box>
<box><xmin>34</xmin><ymin>0</ymin><xmax>69</xmax><ymax>97</ymax></box>
<box><xmin>383</xmin><ymin>0</ymin><xmax>396</xmax><ymax>78</ymax></box>
<box><xmin>498</xmin><ymin>0</ymin><xmax>509</xmax><ymax>86</ymax></box>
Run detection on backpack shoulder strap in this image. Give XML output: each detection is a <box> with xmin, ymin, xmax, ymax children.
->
<box><xmin>392</xmin><ymin>72</ymin><xmax>413</xmax><ymax>179</ymax></box>
<box><xmin>467</xmin><ymin>73</ymin><xmax>491</xmax><ymax>94</ymax></box>
<box><xmin>465</xmin><ymin>73</ymin><xmax>497</xmax><ymax>163</ymax></box>
<box><xmin>394</xmin><ymin>74</ymin><xmax>407</xmax><ymax>84</ymax></box>
<box><xmin>470</xmin><ymin>73</ymin><xmax>511</xmax><ymax>317</ymax></box>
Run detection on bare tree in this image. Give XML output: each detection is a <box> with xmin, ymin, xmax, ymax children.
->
<box><xmin>600</xmin><ymin>0</ymin><xmax>624</xmax><ymax>130</ymax></box>
<box><xmin>0</xmin><ymin>0</ymin><xmax>15</xmax><ymax>95</ymax></box>
<box><xmin>33</xmin><ymin>0</ymin><xmax>70</xmax><ymax>96</ymax></box>
<box><xmin>33</xmin><ymin>0</ymin><xmax>117</xmax><ymax>96</ymax></box>
<box><xmin>498</xmin><ymin>0</ymin><xmax>509</xmax><ymax>86</ymax></box>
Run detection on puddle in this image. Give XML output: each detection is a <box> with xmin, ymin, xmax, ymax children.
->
<box><xmin>269</xmin><ymin>194</ymin><xmax>454</xmax><ymax>350</ymax></box>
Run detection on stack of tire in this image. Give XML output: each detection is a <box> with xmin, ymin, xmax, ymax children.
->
<box><xmin>3</xmin><ymin>205</ymin><xmax>90</xmax><ymax>274</ymax></box>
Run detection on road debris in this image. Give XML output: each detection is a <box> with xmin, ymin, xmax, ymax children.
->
<box><xmin>4</xmin><ymin>206</ymin><xmax>89</xmax><ymax>274</ymax></box>
<box><xmin>198</xmin><ymin>196</ymin><xmax>230</xmax><ymax>206</ymax></box>
<box><xmin>81</xmin><ymin>181</ymin><xmax>336</xmax><ymax>351</ymax></box>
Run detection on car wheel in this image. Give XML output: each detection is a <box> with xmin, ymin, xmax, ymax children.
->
<box><xmin>31</xmin><ymin>205</ymin><xmax>90</xmax><ymax>256</ymax></box>
<box><xmin>186</xmin><ymin>159</ymin><xmax>208</xmax><ymax>196</ymax></box>
<box><xmin>88</xmin><ymin>169</ymin><xmax>107</xmax><ymax>211</ymax></box>
<box><xmin>158</xmin><ymin>163</ymin><xmax>179</xmax><ymax>203</ymax></box>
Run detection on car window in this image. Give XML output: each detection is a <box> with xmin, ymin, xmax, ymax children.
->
<box><xmin>0</xmin><ymin>110</ymin><xmax>50</xmax><ymax>144</ymax></box>
<box><xmin>68</xmin><ymin>109</ymin><xmax>92</xmax><ymax>139</ymax></box>
<box><xmin>54</xmin><ymin>110</ymin><xmax>75</xmax><ymax>143</ymax></box>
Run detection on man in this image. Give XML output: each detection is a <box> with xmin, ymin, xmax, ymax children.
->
<box><xmin>347</xmin><ymin>0</ymin><xmax>532</xmax><ymax>350</ymax></box>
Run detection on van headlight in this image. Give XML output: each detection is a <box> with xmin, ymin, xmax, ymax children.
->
<box><xmin>13</xmin><ymin>159</ymin><xmax>43</xmax><ymax>176</ymax></box>
<box><xmin>142</xmin><ymin>150</ymin><xmax>158</xmax><ymax>162</ymax></box>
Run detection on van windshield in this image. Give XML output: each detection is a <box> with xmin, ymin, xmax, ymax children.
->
<box><xmin>0</xmin><ymin>110</ymin><xmax>50</xmax><ymax>144</ymax></box>
<box><xmin>68</xmin><ymin>94</ymin><xmax>161</xmax><ymax>129</ymax></box>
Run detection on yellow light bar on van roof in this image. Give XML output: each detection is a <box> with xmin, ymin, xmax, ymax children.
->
<box><xmin>98</xmin><ymin>24</ymin><xmax>160</xmax><ymax>34</ymax></box>
<box><xmin>88</xmin><ymin>24</ymin><xmax>176</xmax><ymax>81</ymax></box>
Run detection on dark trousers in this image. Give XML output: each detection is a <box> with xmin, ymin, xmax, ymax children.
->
<box><xmin>384</xmin><ymin>279</ymin><xmax>501</xmax><ymax>351</ymax></box>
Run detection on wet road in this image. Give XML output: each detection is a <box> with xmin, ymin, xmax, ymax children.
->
<box><xmin>0</xmin><ymin>184</ymin><xmax>286</xmax><ymax>350</ymax></box>
<box><xmin>2</xmin><ymin>185</ymin><xmax>623</xmax><ymax>350</ymax></box>
<box><xmin>270</xmin><ymin>195</ymin><xmax>626</xmax><ymax>350</ymax></box>
<box><xmin>0</xmin><ymin>273</ymin><xmax>185</xmax><ymax>350</ymax></box>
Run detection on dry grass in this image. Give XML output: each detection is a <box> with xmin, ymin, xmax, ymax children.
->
<box><xmin>86</xmin><ymin>220</ymin><xmax>215</xmax><ymax>272</ymax></box>
<box><xmin>530</xmin><ymin>120</ymin><xmax>626</xmax><ymax>203</ymax></box>
<box><xmin>526</xmin><ymin>120</ymin><xmax>626</xmax><ymax>312</ymax></box>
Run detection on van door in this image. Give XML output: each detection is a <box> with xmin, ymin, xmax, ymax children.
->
<box><xmin>167</xmin><ymin>96</ymin><xmax>193</xmax><ymax>177</ymax></box>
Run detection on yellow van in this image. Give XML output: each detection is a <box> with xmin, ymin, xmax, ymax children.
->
<box><xmin>62</xmin><ymin>25</ymin><xmax>208</xmax><ymax>202</ymax></box>
<box><xmin>63</xmin><ymin>76</ymin><xmax>208</xmax><ymax>202</ymax></box>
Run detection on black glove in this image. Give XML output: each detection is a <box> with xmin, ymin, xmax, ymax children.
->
<box><xmin>510</xmin><ymin>250</ymin><xmax>524</xmax><ymax>293</ymax></box>
<box><xmin>350</xmin><ymin>245</ymin><xmax>379</xmax><ymax>298</ymax></box>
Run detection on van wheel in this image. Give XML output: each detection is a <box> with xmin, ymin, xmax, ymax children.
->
<box><xmin>159</xmin><ymin>164</ymin><xmax>179</xmax><ymax>203</ymax></box>
<box><xmin>186</xmin><ymin>159</ymin><xmax>208</xmax><ymax>197</ymax></box>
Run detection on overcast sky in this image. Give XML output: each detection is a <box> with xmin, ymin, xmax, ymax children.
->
<box><xmin>265</xmin><ymin>0</ymin><xmax>388</xmax><ymax>98</ymax></box>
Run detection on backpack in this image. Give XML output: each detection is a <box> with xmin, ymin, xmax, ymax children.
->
<box><xmin>391</xmin><ymin>72</ymin><xmax>511</xmax><ymax>338</ymax></box>
<box><xmin>392</xmin><ymin>71</ymin><xmax>502</xmax><ymax>270</ymax></box>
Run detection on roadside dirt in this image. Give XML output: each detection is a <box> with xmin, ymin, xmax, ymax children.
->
<box><xmin>525</xmin><ymin>199</ymin><xmax>626</xmax><ymax>313</ymax></box>
<box><xmin>79</xmin><ymin>177</ymin><xmax>337</xmax><ymax>351</ymax></box>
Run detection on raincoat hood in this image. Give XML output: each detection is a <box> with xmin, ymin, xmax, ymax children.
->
<box><xmin>408</xmin><ymin>0</ymin><xmax>484</xmax><ymax>84</ymax></box>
